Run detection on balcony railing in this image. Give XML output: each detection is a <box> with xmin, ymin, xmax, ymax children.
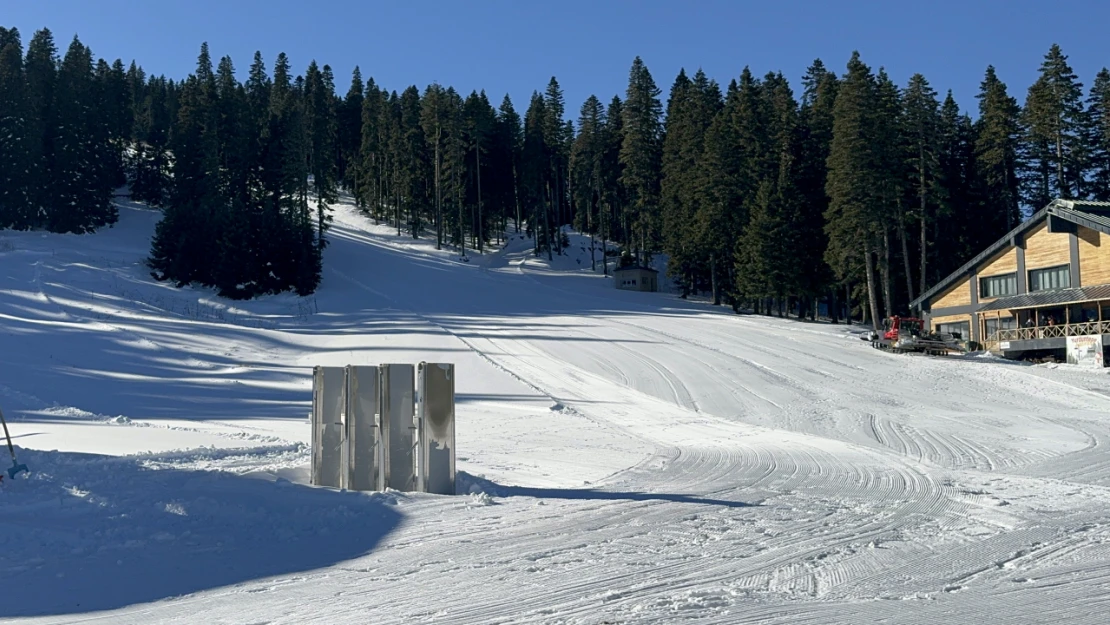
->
<box><xmin>986</xmin><ymin>320</ymin><xmax>1110</xmax><ymax>351</ymax></box>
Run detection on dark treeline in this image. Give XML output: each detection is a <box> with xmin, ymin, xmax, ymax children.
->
<box><xmin>2</xmin><ymin>27</ymin><xmax>1109</xmax><ymax>319</ymax></box>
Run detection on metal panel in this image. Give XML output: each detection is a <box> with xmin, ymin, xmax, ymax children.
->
<box><xmin>311</xmin><ymin>366</ymin><xmax>347</xmax><ymax>488</ymax></box>
<box><xmin>345</xmin><ymin>365</ymin><xmax>380</xmax><ymax>492</ymax></box>
<box><xmin>929</xmin><ymin>304</ymin><xmax>978</xmax><ymax>317</ymax></box>
<box><xmin>1016</xmin><ymin>243</ymin><xmax>1027</xmax><ymax>293</ymax></box>
<box><xmin>1070</xmin><ymin>232</ymin><xmax>1082</xmax><ymax>287</ymax></box>
<box><xmin>417</xmin><ymin>362</ymin><xmax>456</xmax><ymax>495</ymax></box>
<box><xmin>380</xmin><ymin>364</ymin><xmax>416</xmax><ymax>492</ymax></box>
<box><xmin>969</xmin><ymin>273</ymin><xmax>980</xmax><ymax>342</ymax></box>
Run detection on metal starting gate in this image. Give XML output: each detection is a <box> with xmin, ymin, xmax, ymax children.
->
<box><xmin>310</xmin><ymin>362</ymin><xmax>456</xmax><ymax>495</ymax></box>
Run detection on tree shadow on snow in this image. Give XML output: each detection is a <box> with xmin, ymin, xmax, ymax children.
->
<box><xmin>457</xmin><ymin>472</ymin><xmax>757</xmax><ymax>509</ymax></box>
<box><xmin>0</xmin><ymin>447</ymin><xmax>402</xmax><ymax>617</ymax></box>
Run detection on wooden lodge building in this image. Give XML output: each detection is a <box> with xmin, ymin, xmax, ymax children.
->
<box><xmin>910</xmin><ymin>199</ymin><xmax>1110</xmax><ymax>361</ymax></box>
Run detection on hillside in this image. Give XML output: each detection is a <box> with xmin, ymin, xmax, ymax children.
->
<box><xmin>3</xmin><ymin>196</ymin><xmax>1110</xmax><ymax>624</ymax></box>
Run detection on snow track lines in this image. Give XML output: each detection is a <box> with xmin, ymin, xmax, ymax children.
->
<box><xmin>8</xmin><ymin>203</ymin><xmax>1110</xmax><ymax>624</ymax></box>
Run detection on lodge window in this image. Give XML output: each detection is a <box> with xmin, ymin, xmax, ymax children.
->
<box><xmin>1028</xmin><ymin>265</ymin><xmax>1070</xmax><ymax>292</ymax></box>
<box><xmin>936</xmin><ymin>321</ymin><xmax>970</xmax><ymax>340</ymax></box>
<box><xmin>984</xmin><ymin>316</ymin><xmax>1016</xmax><ymax>337</ymax></box>
<box><xmin>979</xmin><ymin>273</ymin><xmax>1017</xmax><ymax>298</ymax></box>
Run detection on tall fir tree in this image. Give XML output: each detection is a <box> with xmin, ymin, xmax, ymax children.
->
<box><xmin>1087</xmin><ymin>68</ymin><xmax>1110</xmax><ymax>201</ymax></box>
<box><xmin>130</xmin><ymin>75</ymin><xmax>171</xmax><ymax>206</ymax></box>
<box><xmin>496</xmin><ymin>94</ymin><xmax>524</xmax><ymax>233</ymax></box>
<box><xmin>421</xmin><ymin>83</ymin><xmax>449</xmax><ymax>248</ymax></box>
<box><xmin>397</xmin><ymin>85</ymin><xmax>427</xmax><ymax>238</ymax></box>
<box><xmin>357</xmin><ymin>77</ymin><xmax>382</xmax><ymax>217</ymax></box>
<box><xmin>50</xmin><ymin>37</ymin><xmax>116</xmax><ymax>233</ymax></box>
<box><xmin>1023</xmin><ymin>44</ymin><xmax>1088</xmax><ymax>202</ymax></box>
<box><xmin>660</xmin><ymin>69</ymin><xmax>721</xmax><ymax>295</ymax></box>
<box><xmin>900</xmin><ymin>73</ymin><xmax>940</xmax><ymax>302</ymax></box>
<box><xmin>825</xmin><ymin>52</ymin><xmax>881</xmax><ymax>327</ymax></box>
<box><xmin>212</xmin><ymin>55</ymin><xmax>257</xmax><ymax>297</ymax></box>
<box><xmin>305</xmin><ymin>61</ymin><xmax>338</xmax><ymax>248</ymax></box>
<box><xmin>0</xmin><ymin>31</ymin><xmax>35</xmax><ymax>229</ymax></box>
<box><xmin>735</xmin><ymin>73</ymin><xmax>803</xmax><ymax>314</ymax></box>
<box><xmin>935</xmin><ymin>93</ymin><xmax>981</xmax><ymax>278</ymax></box>
<box><xmin>570</xmin><ymin>94</ymin><xmax>608</xmax><ymax>270</ymax></box>
<box><xmin>543</xmin><ymin>77</ymin><xmax>568</xmax><ymax>236</ymax></box>
<box><xmin>974</xmin><ymin>66</ymin><xmax>1024</xmax><ymax>230</ymax></box>
<box><xmin>522</xmin><ymin>92</ymin><xmax>552</xmax><ymax>257</ymax></box>
<box><xmin>696</xmin><ymin>79</ymin><xmax>743</xmax><ymax>305</ymax></box>
<box><xmin>798</xmin><ymin>60</ymin><xmax>838</xmax><ymax>319</ymax></box>
<box><xmin>24</xmin><ymin>28</ymin><xmax>59</xmax><ymax>227</ymax></box>
<box><xmin>601</xmin><ymin>95</ymin><xmax>625</xmax><ymax>263</ymax></box>
<box><xmin>338</xmin><ymin>66</ymin><xmax>364</xmax><ymax>194</ymax></box>
<box><xmin>869</xmin><ymin>69</ymin><xmax>905</xmax><ymax>317</ymax></box>
<box><xmin>619</xmin><ymin>57</ymin><xmax>664</xmax><ymax>260</ymax></box>
<box><xmin>150</xmin><ymin>43</ymin><xmax>222</xmax><ymax>286</ymax></box>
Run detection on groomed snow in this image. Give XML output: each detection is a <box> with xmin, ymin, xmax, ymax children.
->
<box><xmin>3</xmin><ymin>198</ymin><xmax>1110</xmax><ymax>624</ymax></box>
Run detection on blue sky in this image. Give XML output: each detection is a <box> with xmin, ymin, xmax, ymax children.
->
<box><xmin>5</xmin><ymin>1</ymin><xmax>1109</xmax><ymax>120</ymax></box>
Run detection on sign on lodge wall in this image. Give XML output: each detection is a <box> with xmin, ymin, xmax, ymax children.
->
<box><xmin>1066</xmin><ymin>335</ymin><xmax>1104</xmax><ymax>367</ymax></box>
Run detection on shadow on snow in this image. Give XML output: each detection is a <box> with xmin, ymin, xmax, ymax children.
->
<box><xmin>457</xmin><ymin>472</ymin><xmax>758</xmax><ymax>509</ymax></box>
<box><xmin>0</xmin><ymin>447</ymin><xmax>402</xmax><ymax>617</ymax></box>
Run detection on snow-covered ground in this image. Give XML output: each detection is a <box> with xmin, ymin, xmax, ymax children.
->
<box><xmin>3</xmin><ymin>198</ymin><xmax>1110</xmax><ymax>624</ymax></box>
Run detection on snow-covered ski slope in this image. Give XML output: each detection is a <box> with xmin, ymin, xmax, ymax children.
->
<box><xmin>3</xmin><ymin>198</ymin><xmax>1110</xmax><ymax>624</ymax></box>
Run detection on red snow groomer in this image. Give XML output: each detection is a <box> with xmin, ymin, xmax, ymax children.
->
<box><xmin>865</xmin><ymin>316</ymin><xmax>965</xmax><ymax>355</ymax></box>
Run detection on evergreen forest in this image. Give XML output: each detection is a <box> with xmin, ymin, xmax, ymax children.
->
<box><xmin>3</xmin><ymin>25</ymin><xmax>1110</xmax><ymax>322</ymax></box>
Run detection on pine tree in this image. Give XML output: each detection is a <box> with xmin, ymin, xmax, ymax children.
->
<box><xmin>619</xmin><ymin>57</ymin><xmax>664</xmax><ymax>261</ymax></box>
<box><xmin>936</xmin><ymin>92</ymin><xmax>981</xmax><ymax>276</ymax></box>
<box><xmin>441</xmin><ymin>87</ymin><xmax>467</xmax><ymax>250</ymax></box>
<box><xmin>397</xmin><ymin>85</ymin><xmax>427</xmax><ymax>238</ymax></box>
<box><xmin>50</xmin><ymin>36</ymin><xmax>114</xmax><ymax>233</ymax></box>
<box><xmin>571</xmin><ymin>94</ymin><xmax>608</xmax><ymax>270</ymax></box>
<box><xmin>100</xmin><ymin>58</ymin><xmax>131</xmax><ymax>188</ymax></box>
<box><xmin>694</xmin><ymin>81</ymin><xmax>736</xmax><ymax>305</ymax></box>
<box><xmin>357</xmin><ymin>77</ymin><xmax>382</xmax><ymax>217</ymax></box>
<box><xmin>543</xmin><ymin>77</ymin><xmax>568</xmax><ymax>236</ymax></box>
<box><xmin>900</xmin><ymin>73</ymin><xmax>940</xmax><ymax>302</ymax></box>
<box><xmin>660</xmin><ymin>70</ymin><xmax>694</xmax><ymax>288</ymax></box>
<box><xmin>1023</xmin><ymin>44</ymin><xmax>1088</xmax><ymax>200</ymax></box>
<box><xmin>825</xmin><ymin>52</ymin><xmax>881</xmax><ymax>327</ymax></box>
<box><xmin>421</xmin><ymin>83</ymin><xmax>449</xmax><ymax>248</ymax></box>
<box><xmin>463</xmin><ymin>90</ymin><xmax>496</xmax><ymax>251</ymax></box>
<box><xmin>130</xmin><ymin>75</ymin><xmax>171</xmax><ymax>206</ymax></box>
<box><xmin>867</xmin><ymin>69</ymin><xmax>905</xmax><ymax>317</ymax></box>
<box><xmin>660</xmin><ymin>69</ymin><xmax>721</xmax><ymax>295</ymax></box>
<box><xmin>0</xmin><ymin>32</ymin><xmax>35</xmax><ymax>229</ymax></box>
<box><xmin>601</xmin><ymin>95</ymin><xmax>625</xmax><ymax>267</ymax></box>
<box><xmin>735</xmin><ymin>73</ymin><xmax>803</xmax><ymax>314</ymax></box>
<box><xmin>24</xmin><ymin>29</ymin><xmax>59</xmax><ymax>227</ymax></box>
<box><xmin>496</xmin><ymin>94</ymin><xmax>523</xmax><ymax>233</ymax></box>
<box><xmin>797</xmin><ymin>60</ymin><xmax>838</xmax><ymax>318</ymax></box>
<box><xmin>522</xmin><ymin>92</ymin><xmax>552</xmax><ymax>257</ymax></box>
<box><xmin>1087</xmin><ymin>68</ymin><xmax>1110</xmax><ymax>201</ymax></box>
<box><xmin>212</xmin><ymin>55</ymin><xmax>258</xmax><ymax>297</ymax></box>
<box><xmin>305</xmin><ymin>61</ymin><xmax>338</xmax><ymax>247</ymax></box>
<box><xmin>150</xmin><ymin>43</ymin><xmax>222</xmax><ymax>286</ymax></box>
<box><xmin>339</xmin><ymin>67</ymin><xmax>364</xmax><ymax>194</ymax></box>
<box><xmin>975</xmin><ymin>66</ymin><xmax>1024</xmax><ymax>230</ymax></box>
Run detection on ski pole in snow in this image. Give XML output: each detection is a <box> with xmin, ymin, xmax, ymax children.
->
<box><xmin>0</xmin><ymin>406</ymin><xmax>28</xmax><ymax>480</ymax></box>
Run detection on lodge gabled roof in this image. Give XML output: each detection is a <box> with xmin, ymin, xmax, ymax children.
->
<box><xmin>910</xmin><ymin>199</ymin><xmax>1110</xmax><ymax>310</ymax></box>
